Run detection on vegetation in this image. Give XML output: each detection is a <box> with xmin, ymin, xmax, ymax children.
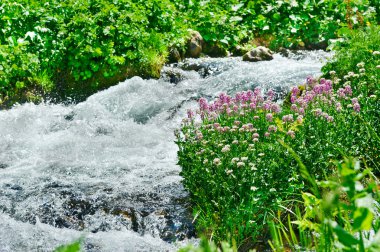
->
<box><xmin>180</xmin><ymin>0</ymin><xmax>378</xmax><ymax>50</ymax></box>
<box><xmin>1</xmin><ymin>1</ymin><xmax>380</xmax><ymax>251</ymax></box>
<box><xmin>1</xmin><ymin>0</ymin><xmax>378</xmax><ymax>106</ymax></box>
<box><xmin>176</xmin><ymin>25</ymin><xmax>380</xmax><ymax>250</ymax></box>
<box><xmin>269</xmin><ymin>157</ymin><xmax>380</xmax><ymax>252</ymax></box>
<box><xmin>0</xmin><ymin>0</ymin><xmax>188</xmax><ymax>105</ymax></box>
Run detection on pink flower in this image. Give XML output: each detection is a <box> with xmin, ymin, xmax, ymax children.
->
<box><xmin>306</xmin><ymin>76</ymin><xmax>314</xmax><ymax>85</ymax></box>
<box><xmin>297</xmin><ymin>115</ymin><xmax>303</xmax><ymax>124</ymax></box>
<box><xmin>353</xmin><ymin>103</ymin><xmax>360</xmax><ymax>113</ymax></box>
<box><xmin>338</xmin><ymin>88</ymin><xmax>346</xmax><ymax>98</ymax></box>
<box><xmin>287</xmin><ymin>130</ymin><xmax>295</xmax><ymax>138</ymax></box>
<box><xmin>282</xmin><ymin>114</ymin><xmax>294</xmax><ymax>123</ymax></box>
<box><xmin>314</xmin><ymin>108</ymin><xmax>322</xmax><ymax>117</ymax></box>
<box><xmin>267</xmin><ymin>89</ymin><xmax>275</xmax><ymax>100</ymax></box>
<box><xmin>344</xmin><ymin>85</ymin><xmax>353</xmax><ymax>96</ymax></box>
<box><xmin>187</xmin><ymin>109</ymin><xmax>194</xmax><ymax>119</ymax></box>
<box><xmin>199</xmin><ymin>98</ymin><xmax>209</xmax><ymax>111</ymax></box>
<box><xmin>290</xmin><ymin>95</ymin><xmax>297</xmax><ymax>104</ymax></box>
<box><xmin>291</xmin><ymin>86</ymin><xmax>300</xmax><ymax>96</ymax></box>
<box><xmin>268</xmin><ymin>125</ymin><xmax>277</xmax><ymax>132</ymax></box>
<box><xmin>336</xmin><ymin>102</ymin><xmax>342</xmax><ymax>112</ymax></box>
<box><xmin>263</xmin><ymin>101</ymin><xmax>271</xmax><ymax>110</ymax></box>
<box><xmin>266</xmin><ymin>113</ymin><xmax>273</xmax><ymax>122</ymax></box>
<box><xmin>271</xmin><ymin>103</ymin><xmax>281</xmax><ymax>113</ymax></box>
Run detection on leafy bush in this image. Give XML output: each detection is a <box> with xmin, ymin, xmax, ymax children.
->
<box><xmin>175</xmin><ymin>74</ymin><xmax>374</xmax><ymax>246</ymax></box>
<box><xmin>322</xmin><ymin>26</ymin><xmax>380</xmax><ymax>169</ymax></box>
<box><xmin>270</xmin><ymin>157</ymin><xmax>380</xmax><ymax>252</ymax></box>
<box><xmin>180</xmin><ymin>0</ymin><xmax>378</xmax><ymax>50</ymax></box>
<box><xmin>0</xmin><ymin>0</ymin><xmax>188</xmax><ymax>105</ymax></box>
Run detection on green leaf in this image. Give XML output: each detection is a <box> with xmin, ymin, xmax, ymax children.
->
<box><xmin>353</xmin><ymin>207</ymin><xmax>373</xmax><ymax>231</ymax></box>
<box><xmin>15</xmin><ymin>81</ymin><xmax>25</xmax><ymax>89</ymax></box>
<box><xmin>54</xmin><ymin>240</ymin><xmax>81</xmax><ymax>252</ymax></box>
<box><xmin>330</xmin><ymin>221</ymin><xmax>359</xmax><ymax>247</ymax></box>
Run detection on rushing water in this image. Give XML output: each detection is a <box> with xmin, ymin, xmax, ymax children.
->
<box><xmin>0</xmin><ymin>51</ymin><xmax>331</xmax><ymax>251</ymax></box>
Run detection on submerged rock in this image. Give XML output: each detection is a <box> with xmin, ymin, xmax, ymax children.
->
<box><xmin>243</xmin><ymin>46</ymin><xmax>274</xmax><ymax>62</ymax></box>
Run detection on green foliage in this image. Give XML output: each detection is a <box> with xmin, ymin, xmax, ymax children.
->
<box><xmin>175</xmin><ymin>69</ymin><xmax>379</xmax><ymax>246</ymax></box>
<box><xmin>180</xmin><ymin>0</ymin><xmax>378</xmax><ymax>50</ymax></box>
<box><xmin>322</xmin><ymin>26</ymin><xmax>380</xmax><ymax>170</ymax></box>
<box><xmin>0</xmin><ymin>0</ymin><xmax>188</xmax><ymax>105</ymax></box>
<box><xmin>179</xmin><ymin>237</ymin><xmax>239</xmax><ymax>252</ymax></box>
<box><xmin>270</xmin><ymin>157</ymin><xmax>380</xmax><ymax>252</ymax></box>
<box><xmin>54</xmin><ymin>240</ymin><xmax>81</xmax><ymax>252</ymax></box>
<box><xmin>0</xmin><ymin>1</ymin><xmax>378</xmax><ymax>106</ymax></box>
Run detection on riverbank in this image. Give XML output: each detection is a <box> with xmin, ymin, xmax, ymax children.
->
<box><xmin>176</xmin><ymin>26</ymin><xmax>380</xmax><ymax>251</ymax></box>
<box><xmin>1</xmin><ymin>1</ymin><xmax>378</xmax><ymax>107</ymax></box>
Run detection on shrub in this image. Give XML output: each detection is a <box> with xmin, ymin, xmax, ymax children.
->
<box><xmin>180</xmin><ymin>0</ymin><xmax>378</xmax><ymax>50</ymax></box>
<box><xmin>270</xmin><ymin>157</ymin><xmax>380</xmax><ymax>252</ymax></box>
<box><xmin>322</xmin><ymin>26</ymin><xmax>380</xmax><ymax>169</ymax></box>
<box><xmin>176</xmin><ymin>74</ymin><xmax>371</xmax><ymax>246</ymax></box>
<box><xmin>0</xmin><ymin>0</ymin><xmax>188</xmax><ymax>105</ymax></box>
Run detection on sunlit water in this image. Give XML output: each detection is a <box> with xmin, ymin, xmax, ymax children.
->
<box><xmin>0</xmin><ymin>51</ymin><xmax>331</xmax><ymax>251</ymax></box>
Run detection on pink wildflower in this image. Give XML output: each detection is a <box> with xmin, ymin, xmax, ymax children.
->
<box><xmin>266</xmin><ymin>113</ymin><xmax>273</xmax><ymax>122</ymax></box>
<box><xmin>287</xmin><ymin>130</ymin><xmax>295</xmax><ymax>138</ymax></box>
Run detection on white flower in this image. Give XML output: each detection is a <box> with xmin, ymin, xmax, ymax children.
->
<box><xmin>269</xmin><ymin>188</ymin><xmax>277</xmax><ymax>192</ymax></box>
<box><xmin>356</xmin><ymin>62</ymin><xmax>365</xmax><ymax>68</ymax></box>
<box><xmin>250</xmin><ymin>186</ymin><xmax>258</xmax><ymax>191</ymax></box>
<box><xmin>237</xmin><ymin>162</ymin><xmax>245</xmax><ymax>167</ymax></box>
<box><xmin>241</xmin><ymin>157</ymin><xmax>248</xmax><ymax>162</ymax></box>
<box><xmin>231</xmin><ymin>157</ymin><xmax>239</xmax><ymax>164</ymax></box>
<box><xmin>221</xmin><ymin>145</ymin><xmax>230</xmax><ymax>153</ymax></box>
<box><xmin>213</xmin><ymin>158</ymin><xmax>221</xmax><ymax>166</ymax></box>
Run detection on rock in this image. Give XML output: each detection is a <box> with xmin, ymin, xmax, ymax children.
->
<box><xmin>278</xmin><ymin>47</ymin><xmax>290</xmax><ymax>57</ymax></box>
<box><xmin>160</xmin><ymin>67</ymin><xmax>186</xmax><ymax>84</ymax></box>
<box><xmin>186</xmin><ymin>31</ymin><xmax>204</xmax><ymax>58</ymax></box>
<box><xmin>168</xmin><ymin>48</ymin><xmax>183</xmax><ymax>63</ymax></box>
<box><xmin>203</xmin><ymin>43</ymin><xmax>228</xmax><ymax>57</ymax></box>
<box><xmin>232</xmin><ymin>45</ymin><xmax>248</xmax><ymax>56</ymax></box>
<box><xmin>242</xmin><ymin>46</ymin><xmax>274</xmax><ymax>62</ymax></box>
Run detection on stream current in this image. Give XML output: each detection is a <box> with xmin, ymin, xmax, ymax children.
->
<box><xmin>0</xmin><ymin>51</ymin><xmax>330</xmax><ymax>251</ymax></box>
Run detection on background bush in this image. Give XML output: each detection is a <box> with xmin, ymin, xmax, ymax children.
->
<box><xmin>1</xmin><ymin>0</ymin><xmax>378</xmax><ymax>106</ymax></box>
<box><xmin>0</xmin><ymin>0</ymin><xmax>188</xmax><ymax>105</ymax></box>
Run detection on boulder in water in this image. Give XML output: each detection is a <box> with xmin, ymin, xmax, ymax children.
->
<box><xmin>243</xmin><ymin>46</ymin><xmax>274</xmax><ymax>62</ymax></box>
<box><xmin>186</xmin><ymin>31</ymin><xmax>204</xmax><ymax>58</ymax></box>
<box><xmin>168</xmin><ymin>48</ymin><xmax>183</xmax><ymax>63</ymax></box>
<box><xmin>203</xmin><ymin>43</ymin><xmax>228</xmax><ymax>57</ymax></box>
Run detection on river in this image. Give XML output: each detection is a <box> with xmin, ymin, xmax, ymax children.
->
<box><xmin>0</xmin><ymin>51</ymin><xmax>330</xmax><ymax>251</ymax></box>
